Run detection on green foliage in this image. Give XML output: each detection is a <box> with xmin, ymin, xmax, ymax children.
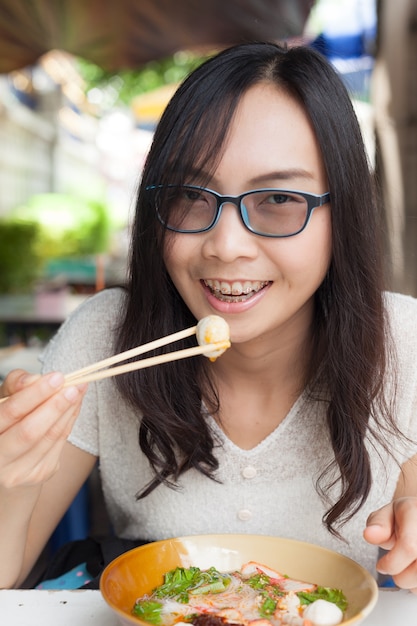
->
<box><xmin>0</xmin><ymin>221</ymin><xmax>43</xmax><ymax>293</ymax></box>
<box><xmin>77</xmin><ymin>51</ymin><xmax>210</xmax><ymax>107</ymax></box>
<box><xmin>0</xmin><ymin>193</ymin><xmax>112</xmax><ymax>293</ymax></box>
<box><xmin>11</xmin><ymin>193</ymin><xmax>111</xmax><ymax>261</ymax></box>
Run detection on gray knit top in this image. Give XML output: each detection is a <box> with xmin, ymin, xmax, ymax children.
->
<box><xmin>40</xmin><ymin>289</ymin><xmax>417</xmax><ymax>576</ymax></box>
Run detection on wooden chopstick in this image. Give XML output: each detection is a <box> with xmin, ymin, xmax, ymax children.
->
<box><xmin>64</xmin><ymin>324</ymin><xmax>197</xmax><ymax>383</ymax></box>
<box><xmin>0</xmin><ymin>335</ymin><xmax>230</xmax><ymax>404</ymax></box>
<box><xmin>64</xmin><ymin>341</ymin><xmax>230</xmax><ymax>387</ymax></box>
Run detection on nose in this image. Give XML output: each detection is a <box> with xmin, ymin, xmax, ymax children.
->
<box><xmin>201</xmin><ymin>201</ymin><xmax>258</xmax><ymax>261</ymax></box>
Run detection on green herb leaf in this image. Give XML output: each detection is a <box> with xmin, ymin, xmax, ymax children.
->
<box><xmin>297</xmin><ymin>586</ymin><xmax>348</xmax><ymax>612</ymax></box>
<box><xmin>259</xmin><ymin>594</ymin><xmax>277</xmax><ymax>617</ymax></box>
<box><xmin>246</xmin><ymin>573</ymin><xmax>272</xmax><ymax>590</ymax></box>
<box><xmin>189</xmin><ymin>579</ymin><xmax>229</xmax><ymax>595</ymax></box>
<box><xmin>153</xmin><ymin>566</ymin><xmax>231</xmax><ymax>602</ymax></box>
<box><xmin>155</xmin><ymin>567</ymin><xmax>201</xmax><ymax>599</ymax></box>
<box><xmin>132</xmin><ymin>600</ymin><xmax>163</xmax><ymax>624</ymax></box>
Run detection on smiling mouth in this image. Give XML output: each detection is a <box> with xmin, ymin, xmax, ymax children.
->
<box><xmin>203</xmin><ymin>279</ymin><xmax>270</xmax><ymax>302</ymax></box>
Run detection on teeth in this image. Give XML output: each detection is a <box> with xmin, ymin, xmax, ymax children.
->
<box><xmin>204</xmin><ymin>279</ymin><xmax>269</xmax><ymax>299</ymax></box>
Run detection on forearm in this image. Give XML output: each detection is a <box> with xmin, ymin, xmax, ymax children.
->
<box><xmin>0</xmin><ymin>484</ymin><xmax>42</xmax><ymax>588</ymax></box>
<box><xmin>0</xmin><ymin>370</ymin><xmax>88</xmax><ymax>587</ymax></box>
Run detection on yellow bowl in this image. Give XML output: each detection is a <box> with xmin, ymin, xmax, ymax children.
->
<box><xmin>100</xmin><ymin>534</ymin><xmax>378</xmax><ymax>626</ymax></box>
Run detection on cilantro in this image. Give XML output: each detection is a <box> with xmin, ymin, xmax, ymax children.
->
<box><xmin>153</xmin><ymin>566</ymin><xmax>231</xmax><ymax>603</ymax></box>
<box><xmin>297</xmin><ymin>586</ymin><xmax>348</xmax><ymax>612</ymax></box>
<box><xmin>247</xmin><ymin>573</ymin><xmax>271</xmax><ymax>590</ymax></box>
<box><xmin>132</xmin><ymin>600</ymin><xmax>163</xmax><ymax>624</ymax></box>
<box><xmin>189</xmin><ymin>579</ymin><xmax>230</xmax><ymax>595</ymax></box>
<box><xmin>259</xmin><ymin>595</ymin><xmax>277</xmax><ymax>617</ymax></box>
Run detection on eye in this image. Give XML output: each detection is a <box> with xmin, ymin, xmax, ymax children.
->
<box><xmin>182</xmin><ymin>188</ymin><xmax>205</xmax><ymax>202</ymax></box>
<box><xmin>265</xmin><ymin>193</ymin><xmax>300</xmax><ymax>204</ymax></box>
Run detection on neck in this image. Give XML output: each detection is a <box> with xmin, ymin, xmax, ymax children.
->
<box><xmin>207</xmin><ymin>324</ymin><xmax>312</xmax><ymax>449</ymax></box>
<box><xmin>213</xmin><ymin>314</ymin><xmax>312</xmax><ymax>388</ymax></box>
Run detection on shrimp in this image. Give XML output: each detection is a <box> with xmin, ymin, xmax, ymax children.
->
<box><xmin>240</xmin><ymin>562</ymin><xmax>316</xmax><ymax>593</ymax></box>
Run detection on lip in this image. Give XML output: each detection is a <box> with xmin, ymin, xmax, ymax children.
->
<box><xmin>201</xmin><ymin>279</ymin><xmax>271</xmax><ymax>314</ymax></box>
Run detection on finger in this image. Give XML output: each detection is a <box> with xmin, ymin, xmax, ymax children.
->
<box><xmin>376</xmin><ymin>499</ymin><xmax>417</xmax><ymax>578</ymax></box>
<box><xmin>363</xmin><ymin>524</ymin><xmax>396</xmax><ymax>550</ymax></box>
<box><xmin>0</xmin><ymin>396</ymin><xmax>83</xmax><ymax>488</ymax></box>
<box><xmin>19</xmin><ymin>386</ymin><xmax>84</xmax><ymax>445</ymax></box>
<box><xmin>1</xmin><ymin>426</ymin><xmax>69</xmax><ymax>488</ymax></box>
<box><xmin>0</xmin><ymin>372</ymin><xmax>65</xmax><ymax>432</ymax></box>
<box><xmin>389</xmin><ymin>560</ymin><xmax>417</xmax><ymax>591</ymax></box>
<box><xmin>1</xmin><ymin>384</ymin><xmax>86</xmax><ymax>459</ymax></box>
<box><xmin>363</xmin><ymin>503</ymin><xmax>396</xmax><ymax>549</ymax></box>
<box><xmin>44</xmin><ymin>391</ymin><xmax>85</xmax><ymax>442</ymax></box>
<box><xmin>1</xmin><ymin>369</ymin><xmax>42</xmax><ymax>395</ymax></box>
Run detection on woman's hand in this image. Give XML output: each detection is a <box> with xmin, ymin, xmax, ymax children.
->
<box><xmin>0</xmin><ymin>369</ymin><xmax>87</xmax><ymax>489</ymax></box>
<box><xmin>364</xmin><ymin>497</ymin><xmax>417</xmax><ymax>592</ymax></box>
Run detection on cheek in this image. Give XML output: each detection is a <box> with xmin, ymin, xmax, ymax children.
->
<box><xmin>163</xmin><ymin>234</ymin><xmax>196</xmax><ymax>281</ymax></box>
<box><xmin>279</xmin><ymin>213</ymin><xmax>332</xmax><ymax>284</ymax></box>
<box><xmin>306</xmin><ymin>208</ymin><xmax>332</xmax><ymax>260</ymax></box>
<box><xmin>163</xmin><ymin>233</ymin><xmax>183</xmax><ymax>268</ymax></box>
<box><xmin>316</xmin><ymin>212</ymin><xmax>333</xmax><ymax>271</ymax></box>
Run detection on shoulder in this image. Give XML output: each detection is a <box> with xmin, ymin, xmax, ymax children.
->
<box><xmin>383</xmin><ymin>291</ymin><xmax>417</xmax><ymax>370</ymax></box>
<box><xmin>384</xmin><ymin>291</ymin><xmax>417</xmax><ymax>339</ymax></box>
<box><xmin>383</xmin><ymin>291</ymin><xmax>417</xmax><ymax>441</ymax></box>
<box><xmin>40</xmin><ymin>287</ymin><xmax>127</xmax><ymax>374</ymax></box>
<box><xmin>64</xmin><ymin>287</ymin><xmax>126</xmax><ymax>326</ymax></box>
<box><xmin>384</xmin><ymin>290</ymin><xmax>417</xmax><ymax>316</ymax></box>
<box><xmin>53</xmin><ymin>286</ymin><xmax>126</xmax><ymax>346</ymax></box>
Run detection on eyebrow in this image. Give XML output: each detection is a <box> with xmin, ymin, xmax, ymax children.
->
<box><xmin>188</xmin><ymin>168</ymin><xmax>316</xmax><ymax>187</ymax></box>
<box><xmin>247</xmin><ymin>169</ymin><xmax>316</xmax><ymax>186</ymax></box>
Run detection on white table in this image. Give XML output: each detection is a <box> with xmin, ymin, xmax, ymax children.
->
<box><xmin>0</xmin><ymin>588</ymin><xmax>416</xmax><ymax>625</ymax></box>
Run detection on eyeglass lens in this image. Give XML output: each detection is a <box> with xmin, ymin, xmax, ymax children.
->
<box><xmin>155</xmin><ymin>186</ymin><xmax>312</xmax><ymax>236</ymax></box>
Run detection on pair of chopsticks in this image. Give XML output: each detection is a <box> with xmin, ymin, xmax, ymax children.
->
<box><xmin>64</xmin><ymin>325</ymin><xmax>230</xmax><ymax>387</ymax></box>
<box><xmin>0</xmin><ymin>325</ymin><xmax>230</xmax><ymax>403</ymax></box>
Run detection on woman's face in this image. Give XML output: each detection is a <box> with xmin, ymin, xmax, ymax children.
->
<box><xmin>163</xmin><ymin>83</ymin><xmax>332</xmax><ymax>347</ymax></box>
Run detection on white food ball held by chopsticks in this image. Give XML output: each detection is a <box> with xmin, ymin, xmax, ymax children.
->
<box><xmin>0</xmin><ymin>316</ymin><xmax>232</xmax><ymax>404</ymax></box>
<box><xmin>196</xmin><ymin>315</ymin><xmax>231</xmax><ymax>361</ymax></box>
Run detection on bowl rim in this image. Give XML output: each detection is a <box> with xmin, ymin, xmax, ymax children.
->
<box><xmin>100</xmin><ymin>533</ymin><xmax>379</xmax><ymax>626</ymax></box>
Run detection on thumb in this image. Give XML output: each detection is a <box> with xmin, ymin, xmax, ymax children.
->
<box><xmin>363</xmin><ymin>503</ymin><xmax>396</xmax><ymax>549</ymax></box>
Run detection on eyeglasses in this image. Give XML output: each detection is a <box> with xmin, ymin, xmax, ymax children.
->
<box><xmin>146</xmin><ymin>184</ymin><xmax>330</xmax><ymax>238</ymax></box>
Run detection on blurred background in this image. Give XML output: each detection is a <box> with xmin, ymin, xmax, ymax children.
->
<box><xmin>1</xmin><ymin>0</ymin><xmax>416</xmax><ymax>349</ymax></box>
<box><xmin>0</xmin><ymin>0</ymin><xmax>416</xmax><ymax>577</ymax></box>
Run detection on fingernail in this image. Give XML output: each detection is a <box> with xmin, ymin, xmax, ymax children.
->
<box><xmin>63</xmin><ymin>386</ymin><xmax>80</xmax><ymax>402</ymax></box>
<box><xmin>48</xmin><ymin>372</ymin><xmax>65</xmax><ymax>388</ymax></box>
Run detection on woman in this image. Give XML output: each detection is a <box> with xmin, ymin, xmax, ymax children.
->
<box><xmin>1</xmin><ymin>42</ymin><xmax>417</xmax><ymax>590</ymax></box>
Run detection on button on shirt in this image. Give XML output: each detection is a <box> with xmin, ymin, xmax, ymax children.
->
<box><xmin>241</xmin><ymin>465</ymin><xmax>257</xmax><ymax>479</ymax></box>
<box><xmin>238</xmin><ymin>467</ymin><xmax>257</xmax><ymax>521</ymax></box>
<box><xmin>237</xmin><ymin>509</ymin><xmax>253</xmax><ymax>521</ymax></box>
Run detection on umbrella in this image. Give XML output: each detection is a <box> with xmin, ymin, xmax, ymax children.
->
<box><xmin>0</xmin><ymin>0</ymin><xmax>313</xmax><ymax>73</ymax></box>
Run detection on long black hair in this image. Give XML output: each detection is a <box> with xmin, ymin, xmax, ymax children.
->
<box><xmin>116</xmin><ymin>42</ymin><xmax>397</xmax><ymax>535</ymax></box>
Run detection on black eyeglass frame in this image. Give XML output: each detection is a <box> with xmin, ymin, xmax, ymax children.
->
<box><xmin>147</xmin><ymin>184</ymin><xmax>331</xmax><ymax>238</ymax></box>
